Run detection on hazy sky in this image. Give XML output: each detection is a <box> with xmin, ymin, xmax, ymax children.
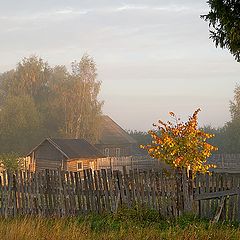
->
<box><xmin>0</xmin><ymin>0</ymin><xmax>239</xmax><ymax>131</ymax></box>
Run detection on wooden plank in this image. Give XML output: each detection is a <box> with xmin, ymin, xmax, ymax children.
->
<box><xmin>133</xmin><ymin>169</ymin><xmax>141</xmax><ymax>206</ymax></box>
<box><xmin>182</xmin><ymin>170</ymin><xmax>191</xmax><ymax>213</ymax></box>
<box><xmin>89</xmin><ymin>169</ymin><xmax>96</xmax><ymax>212</ymax></box>
<box><xmin>175</xmin><ymin>170</ymin><xmax>182</xmax><ymax>217</ymax></box>
<box><xmin>144</xmin><ymin>171</ymin><xmax>151</xmax><ymax>208</ymax></box>
<box><xmin>83</xmin><ymin>170</ymin><xmax>90</xmax><ymax>213</ymax></box>
<box><xmin>0</xmin><ymin>175</ymin><xmax>3</xmax><ymax>217</ymax></box>
<box><xmin>93</xmin><ymin>170</ymin><xmax>101</xmax><ymax>213</ymax></box>
<box><xmin>27</xmin><ymin>171</ymin><xmax>32</xmax><ymax>215</ymax></box>
<box><xmin>228</xmin><ymin>175</ymin><xmax>235</xmax><ymax>221</ymax></box>
<box><xmin>211</xmin><ymin>196</ymin><xmax>226</xmax><ymax>224</ymax></box>
<box><xmin>209</xmin><ymin>173</ymin><xmax>214</xmax><ymax>219</ymax></box>
<box><xmin>97</xmin><ymin>170</ymin><xmax>104</xmax><ymax>212</ymax></box>
<box><xmin>232</xmin><ymin>176</ymin><xmax>238</xmax><ymax>222</ymax></box>
<box><xmin>139</xmin><ymin>171</ymin><xmax>145</xmax><ymax>206</ymax></box>
<box><xmin>117</xmin><ymin>170</ymin><xmax>125</xmax><ymax>206</ymax></box>
<box><xmin>220</xmin><ymin>173</ymin><xmax>227</xmax><ymax>221</ymax></box>
<box><xmin>74</xmin><ymin>171</ymin><xmax>83</xmax><ymax>214</ymax></box>
<box><xmin>60</xmin><ymin>171</ymin><xmax>68</xmax><ymax>216</ymax></box>
<box><xmin>205</xmin><ymin>174</ymin><xmax>210</xmax><ymax>218</ymax></box>
<box><xmin>194</xmin><ymin>187</ymin><xmax>240</xmax><ymax>201</ymax></box>
<box><xmin>7</xmin><ymin>172</ymin><xmax>13</xmax><ymax>217</ymax></box>
<box><xmin>34</xmin><ymin>171</ymin><xmax>41</xmax><ymax>216</ymax></box>
<box><xmin>107</xmin><ymin>169</ymin><xmax>115</xmax><ymax>212</ymax></box>
<box><xmin>122</xmin><ymin>166</ymin><xmax>131</xmax><ymax>208</ymax></box>
<box><xmin>45</xmin><ymin>169</ymin><xmax>52</xmax><ymax>216</ymax></box>
<box><xmin>195</xmin><ymin>174</ymin><xmax>202</xmax><ymax>217</ymax></box>
<box><xmin>155</xmin><ymin>172</ymin><xmax>162</xmax><ymax>214</ymax></box>
<box><xmin>237</xmin><ymin>175</ymin><xmax>240</xmax><ymax>222</ymax></box>
<box><xmin>23</xmin><ymin>171</ymin><xmax>28</xmax><ymax>215</ymax></box>
<box><xmin>113</xmin><ymin>170</ymin><xmax>120</xmax><ymax>212</ymax></box>
<box><xmin>70</xmin><ymin>171</ymin><xmax>77</xmax><ymax>215</ymax></box>
<box><xmin>38</xmin><ymin>171</ymin><xmax>45</xmax><ymax>216</ymax></box>
<box><xmin>128</xmin><ymin>170</ymin><xmax>135</xmax><ymax>205</ymax></box>
<box><xmin>101</xmin><ymin>169</ymin><xmax>111</xmax><ymax>212</ymax></box>
<box><xmin>158</xmin><ymin>171</ymin><xmax>166</xmax><ymax>216</ymax></box>
<box><xmin>31</xmin><ymin>172</ymin><xmax>37</xmax><ymax>215</ymax></box>
<box><xmin>52</xmin><ymin>170</ymin><xmax>59</xmax><ymax>216</ymax></box>
<box><xmin>150</xmin><ymin>171</ymin><xmax>157</xmax><ymax>210</ymax></box>
<box><xmin>65</xmin><ymin>171</ymin><xmax>71</xmax><ymax>215</ymax></box>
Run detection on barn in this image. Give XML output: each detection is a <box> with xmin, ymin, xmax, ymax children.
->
<box><xmin>26</xmin><ymin>138</ymin><xmax>105</xmax><ymax>172</ymax></box>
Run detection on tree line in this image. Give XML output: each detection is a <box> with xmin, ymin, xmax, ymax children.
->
<box><xmin>0</xmin><ymin>55</ymin><xmax>103</xmax><ymax>155</ymax></box>
<box><xmin>130</xmin><ymin>85</ymin><xmax>240</xmax><ymax>154</ymax></box>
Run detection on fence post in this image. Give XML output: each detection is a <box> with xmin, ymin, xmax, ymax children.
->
<box><xmin>182</xmin><ymin>169</ymin><xmax>194</xmax><ymax>214</ymax></box>
<box><xmin>175</xmin><ymin>168</ymin><xmax>183</xmax><ymax>216</ymax></box>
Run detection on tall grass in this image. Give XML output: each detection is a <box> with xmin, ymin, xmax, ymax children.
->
<box><xmin>0</xmin><ymin>207</ymin><xmax>240</xmax><ymax>240</ymax></box>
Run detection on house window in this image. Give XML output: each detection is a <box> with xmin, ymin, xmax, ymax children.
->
<box><xmin>116</xmin><ymin>148</ymin><xmax>121</xmax><ymax>157</ymax></box>
<box><xmin>77</xmin><ymin>161</ymin><xmax>83</xmax><ymax>171</ymax></box>
<box><xmin>104</xmin><ymin>148</ymin><xmax>110</xmax><ymax>157</ymax></box>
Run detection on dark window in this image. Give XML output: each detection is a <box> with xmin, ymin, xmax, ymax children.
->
<box><xmin>104</xmin><ymin>148</ymin><xmax>110</xmax><ymax>157</ymax></box>
<box><xmin>116</xmin><ymin>148</ymin><xmax>121</xmax><ymax>157</ymax></box>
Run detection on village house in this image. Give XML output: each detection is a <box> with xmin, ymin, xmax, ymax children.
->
<box><xmin>25</xmin><ymin>116</ymin><xmax>138</xmax><ymax>172</ymax></box>
<box><xmin>26</xmin><ymin>138</ymin><xmax>105</xmax><ymax>172</ymax></box>
<box><xmin>93</xmin><ymin>115</ymin><xmax>138</xmax><ymax>171</ymax></box>
<box><xmin>95</xmin><ymin>115</ymin><xmax>137</xmax><ymax>157</ymax></box>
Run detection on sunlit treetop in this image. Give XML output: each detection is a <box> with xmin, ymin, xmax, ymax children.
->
<box><xmin>141</xmin><ymin>109</ymin><xmax>218</xmax><ymax>175</ymax></box>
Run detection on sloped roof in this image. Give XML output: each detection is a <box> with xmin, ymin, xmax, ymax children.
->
<box><xmin>97</xmin><ymin>115</ymin><xmax>137</xmax><ymax>145</ymax></box>
<box><xmin>28</xmin><ymin>138</ymin><xmax>105</xmax><ymax>159</ymax></box>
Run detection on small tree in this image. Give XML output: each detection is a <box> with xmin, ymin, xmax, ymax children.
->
<box><xmin>141</xmin><ymin>109</ymin><xmax>218</xmax><ymax>175</ymax></box>
<box><xmin>0</xmin><ymin>153</ymin><xmax>21</xmax><ymax>172</ymax></box>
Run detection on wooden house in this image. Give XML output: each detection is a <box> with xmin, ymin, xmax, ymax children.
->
<box><xmin>95</xmin><ymin>115</ymin><xmax>137</xmax><ymax>157</ymax></box>
<box><xmin>26</xmin><ymin>138</ymin><xmax>105</xmax><ymax>172</ymax></box>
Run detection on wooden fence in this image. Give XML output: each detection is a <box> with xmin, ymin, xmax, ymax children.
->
<box><xmin>0</xmin><ymin>168</ymin><xmax>193</xmax><ymax>218</ymax></box>
<box><xmin>0</xmin><ymin>168</ymin><xmax>240</xmax><ymax>222</ymax></box>
<box><xmin>195</xmin><ymin>172</ymin><xmax>240</xmax><ymax>222</ymax></box>
<box><xmin>97</xmin><ymin>156</ymin><xmax>169</xmax><ymax>172</ymax></box>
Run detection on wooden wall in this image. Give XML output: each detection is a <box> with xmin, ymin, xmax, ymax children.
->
<box><xmin>67</xmin><ymin>159</ymin><xmax>97</xmax><ymax>172</ymax></box>
<box><xmin>95</xmin><ymin>144</ymin><xmax>134</xmax><ymax>157</ymax></box>
<box><xmin>33</xmin><ymin>141</ymin><xmax>66</xmax><ymax>171</ymax></box>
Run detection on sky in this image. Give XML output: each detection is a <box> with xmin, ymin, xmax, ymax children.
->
<box><xmin>0</xmin><ymin>0</ymin><xmax>239</xmax><ymax>131</ymax></box>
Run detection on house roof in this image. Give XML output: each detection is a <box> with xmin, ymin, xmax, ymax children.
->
<box><xmin>28</xmin><ymin>138</ymin><xmax>105</xmax><ymax>159</ymax></box>
<box><xmin>97</xmin><ymin>115</ymin><xmax>137</xmax><ymax>145</ymax></box>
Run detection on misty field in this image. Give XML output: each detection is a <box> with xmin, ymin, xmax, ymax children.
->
<box><xmin>1</xmin><ymin>208</ymin><xmax>240</xmax><ymax>240</ymax></box>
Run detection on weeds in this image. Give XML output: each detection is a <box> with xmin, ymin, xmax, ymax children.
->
<box><xmin>0</xmin><ymin>207</ymin><xmax>239</xmax><ymax>240</ymax></box>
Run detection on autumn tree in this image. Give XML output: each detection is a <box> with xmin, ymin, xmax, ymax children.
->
<box><xmin>201</xmin><ymin>0</ymin><xmax>240</xmax><ymax>61</ymax></box>
<box><xmin>141</xmin><ymin>109</ymin><xmax>218</xmax><ymax>175</ymax></box>
<box><xmin>57</xmin><ymin>54</ymin><xmax>103</xmax><ymax>143</ymax></box>
<box><xmin>0</xmin><ymin>55</ymin><xmax>51</xmax><ymax>101</ymax></box>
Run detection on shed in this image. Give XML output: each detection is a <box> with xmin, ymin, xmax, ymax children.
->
<box><xmin>26</xmin><ymin>138</ymin><xmax>105</xmax><ymax>172</ymax></box>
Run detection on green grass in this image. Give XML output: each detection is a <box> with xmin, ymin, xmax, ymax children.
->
<box><xmin>0</xmin><ymin>207</ymin><xmax>240</xmax><ymax>240</ymax></box>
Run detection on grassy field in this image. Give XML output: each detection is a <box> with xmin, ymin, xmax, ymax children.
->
<box><xmin>0</xmin><ymin>208</ymin><xmax>240</xmax><ymax>240</ymax></box>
